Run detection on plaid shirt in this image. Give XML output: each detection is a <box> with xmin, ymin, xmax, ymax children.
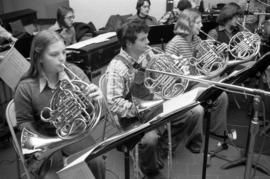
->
<box><xmin>106</xmin><ymin>49</ymin><xmax>139</xmax><ymax>118</ymax></box>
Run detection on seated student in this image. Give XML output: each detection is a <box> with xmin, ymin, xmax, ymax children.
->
<box><xmin>159</xmin><ymin>0</ymin><xmax>192</xmax><ymax>25</ymax></box>
<box><xmin>14</xmin><ymin>30</ymin><xmax>105</xmax><ymax>179</ymax></box>
<box><xmin>49</xmin><ymin>6</ymin><xmax>76</xmax><ymax>45</ymax></box>
<box><xmin>208</xmin><ymin>2</ymin><xmax>243</xmax><ymax>45</ymax></box>
<box><xmin>106</xmin><ymin>19</ymin><xmax>204</xmax><ymax>178</ymax></box>
<box><xmin>127</xmin><ymin>0</ymin><xmax>159</xmax><ymax>26</ymax></box>
<box><xmin>166</xmin><ymin>8</ymin><xmax>228</xmax><ymax>137</ymax></box>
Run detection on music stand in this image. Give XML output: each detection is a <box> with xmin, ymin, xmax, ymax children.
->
<box><xmin>148</xmin><ymin>24</ymin><xmax>174</xmax><ymax>50</ymax></box>
<box><xmin>58</xmin><ymin>98</ymin><xmax>200</xmax><ymax>179</ymax></box>
<box><xmin>220</xmin><ymin>52</ymin><xmax>270</xmax><ymax>177</ymax></box>
<box><xmin>197</xmin><ymin>52</ymin><xmax>270</xmax><ymax>179</ymax></box>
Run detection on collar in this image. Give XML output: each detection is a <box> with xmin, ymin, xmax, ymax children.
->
<box><xmin>39</xmin><ymin>70</ymin><xmax>70</xmax><ymax>93</ymax></box>
<box><xmin>119</xmin><ymin>48</ymin><xmax>138</xmax><ymax>66</ymax></box>
<box><xmin>137</xmin><ymin>14</ymin><xmax>151</xmax><ymax>21</ymax></box>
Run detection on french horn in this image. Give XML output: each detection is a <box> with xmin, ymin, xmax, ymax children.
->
<box><xmin>228</xmin><ymin>31</ymin><xmax>261</xmax><ymax>61</ymax></box>
<box><xmin>189</xmin><ymin>39</ymin><xmax>228</xmax><ymax>77</ymax></box>
<box><xmin>142</xmin><ymin>47</ymin><xmax>190</xmax><ymax>99</ymax></box>
<box><xmin>21</xmin><ymin>64</ymin><xmax>102</xmax><ymax>175</ymax></box>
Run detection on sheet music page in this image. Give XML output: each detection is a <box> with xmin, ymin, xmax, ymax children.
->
<box><xmin>162</xmin><ymin>88</ymin><xmax>200</xmax><ymax>115</ymax></box>
<box><xmin>0</xmin><ymin>47</ymin><xmax>30</xmax><ymax>90</ymax></box>
<box><xmin>67</xmin><ymin>32</ymin><xmax>116</xmax><ymax>49</ymax></box>
<box><xmin>96</xmin><ymin>32</ymin><xmax>116</xmax><ymax>39</ymax></box>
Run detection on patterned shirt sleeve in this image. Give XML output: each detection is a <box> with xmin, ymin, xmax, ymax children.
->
<box><xmin>106</xmin><ymin>60</ymin><xmax>137</xmax><ymax>118</ymax></box>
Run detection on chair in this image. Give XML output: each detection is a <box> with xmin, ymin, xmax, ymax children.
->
<box><xmin>99</xmin><ymin>73</ymin><xmax>143</xmax><ymax>179</ymax></box>
<box><xmin>5</xmin><ymin>99</ymin><xmax>32</xmax><ymax>179</ymax></box>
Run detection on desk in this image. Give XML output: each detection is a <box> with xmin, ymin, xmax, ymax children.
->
<box><xmin>67</xmin><ymin>35</ymin><xmax>120</xmax><ymax>78</ymax></box>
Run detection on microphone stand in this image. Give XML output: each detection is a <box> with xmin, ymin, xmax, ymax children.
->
<box><xmin>145</xmin><ymin>68</ymin><xmax>270</xmax><ymax>179</ymax></box>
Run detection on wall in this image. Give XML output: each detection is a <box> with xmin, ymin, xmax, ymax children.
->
<box><xmin>71</xmin><ymin>0</ymin><xmax>235</xmax><ymax>30</ymax></box>
<box><xmin>70</xmin><ymin>0</ymin><xmax>165</xmax><ymax>29</ymax></box>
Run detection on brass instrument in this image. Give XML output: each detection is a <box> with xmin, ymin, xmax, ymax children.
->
<box><xmin>189</xmin><ymin>39</ymin><xmax>228</xmax><ymax>77</ymax></box>
<box><xmin>21</xmin><ymin>64</ymin><xmax>102</xmax><ymax>175</ymax></box>
<box><xmin>228</xmin><ymin>31</ymin><xmax>261</xmax><ymax>61</ymax></box>
<box><xmin>142</xmin><ymin>47</ymin><xmax>190</xmax><ymax>99</ymax></box>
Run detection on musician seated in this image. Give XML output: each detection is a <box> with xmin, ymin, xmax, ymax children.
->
<box><xmin>106</xmin><ymin>19</ymin><xmax>204</xmax><ymax>178</ymax></box>
<box><xmin>127</xmin><ymin>0</ymin><xmax>159</xmax><ymax>26</ymax></box>
<box><xmin>207</xmin><ymin>2</ymin><xmax>243</xmax><ymax>46</ymax></box>
<box><xmin>159</xmin><ymin>0</ymin><xmax>199</xmax><ymax>25</ymax></box>
<box><xmin>165</xmin><ymin>8</ymin><xmax>228</xmax><ymax>137</ymax></box>
<box><xmin>49</xmin><ymin>6</ymin><xmax>77</xmax><ymax>46</ymax></box>
<box><xmin>14</xmin><ymin>30</ymin><xmax>105</xmax><ymax>179</ymax></box>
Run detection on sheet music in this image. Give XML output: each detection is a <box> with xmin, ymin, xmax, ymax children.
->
<box><xmin>0</xmin><ymin>47</ymin><xmax>30</xmax><ymax>90</ymax></box>
<box><xmin>67</xmin><ymin>32</ymin><xmax>116</xmax><ymax>49</ymax></box>
<box><xmin>153</xmin><ymin>88</ymin><xmax>200</xmax><ymax>120</ymax></box>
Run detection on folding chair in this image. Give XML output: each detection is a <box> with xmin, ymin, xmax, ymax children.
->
<box><xmin>99</xmin><ymin>73</ymin><xmax>143</xmax><ymax>179</ymax></box>
<box><xmin>5</xmin><ymin>99</ymin><xmax>31</xmax><ymax>179</ymax></box>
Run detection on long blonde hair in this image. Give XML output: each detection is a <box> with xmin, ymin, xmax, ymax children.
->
<box><xmin>174</xmin><ymin>8</ymin><xmax>201</xmax><ymax>36</ymax></box>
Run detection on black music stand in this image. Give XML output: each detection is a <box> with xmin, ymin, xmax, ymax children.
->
<box><xmin>59</xmin><ymin>101</ymin><xmax>200</xmax><ymax>179</ymax></box>
<box><xmin>148</xmin><ymin>24</ymin><xmax>174</xmax><ymax>50</ymax></box>
<box><xmin>220</xmin><ymin>52</ymin><xmax>270</xmax><ymax>177</ymax></box>
<box><xmin>197</xmin><ymin>52</ymin><xmax>270</xmax><ymax>179</ymax></box>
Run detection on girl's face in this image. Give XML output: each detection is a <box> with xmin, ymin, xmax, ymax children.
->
<box><xmin>191</xmin><ymin>16</ymin><xmax>203</xmax><ymax>35</ymax></box>
<box><xmin>64</xmin><ymin>11</ymin><xmax>75</xmax><ymax>27</ymax></box>
<box><xmin>40</xmin><ymin>40</ymin><xmax>66</xmax><ymax>75</ymax></box>
<box><xmin>139</xmin><ymin>1</ymin><xmax>150</xmax><ymax>17</ymax></box>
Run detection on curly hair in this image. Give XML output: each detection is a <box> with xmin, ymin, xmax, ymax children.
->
<box><xmin>117</xmin><ymin>19</ymin><xmax>149</xmax><ymax>49</ymax></box>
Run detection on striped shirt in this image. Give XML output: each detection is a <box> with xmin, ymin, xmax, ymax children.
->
<box><xmin>165</xmin><ymin>34</ymin><xmax>201</xmax><ymax>75</ymax></box>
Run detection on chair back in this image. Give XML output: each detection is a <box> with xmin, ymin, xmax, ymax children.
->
<box><xmin>99</xmin><ymin>73</ymin><xmax>122</xmax><ymax>131</ymax></box>
<box><xmin>5</xmin><ymin>99</ymin><xmax>17</xmax><ymax>128</ymax></box>
<box><xmin>5</xmin><ymin>99</ymin><xmax>32</xmax><ymax>179</ymax></box>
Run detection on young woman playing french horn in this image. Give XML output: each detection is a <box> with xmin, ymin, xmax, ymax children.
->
<box><xmin>14</xmin><ymin>30</ymin><xmax>105</xmax><ymax>179</ymax></box>
<box><xmin>165</xmin><ymin>8</ymin><xmax>229</xmax><ymax>138</ymax></box>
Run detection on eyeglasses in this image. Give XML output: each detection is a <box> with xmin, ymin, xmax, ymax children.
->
<box><xmin>65</xmin><ymin>15</ymin><xmax>75</xmax><ymax>20</ymax></box>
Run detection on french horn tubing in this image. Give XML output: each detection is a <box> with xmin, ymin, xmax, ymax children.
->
<box><xmin>21</xmin><ymin>64</ymin><xmax>102</xmax><ymax>175</ymax></box>
<box><xmin>142</xmin><ymin>46</ymin><xmax>190</xmax><ymax>99</ymax></box>
<box><xmin>189</xmin><ymin>37</ymin><xmax>228</xmax><ymax>77</ymax></box>
<box><xmin>228</xmin><ymin>31</ymin><xmax>261</xmax><ymax>61</ymax></box>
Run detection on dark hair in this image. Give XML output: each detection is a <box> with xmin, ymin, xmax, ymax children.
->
<box><xmin>56</xmin><ymin>6</ymin><xmax>74</xmax><ymax>28</ymax></box>
<box><xmin>174</xmin><ymin>8</ymin><xmax>201</xmax><ymax>36</ymax></box>
<box><xmin>216</xmin><ymin>2</ymin><xmax>242</xmax><ymax>26</ymax></box>
<box><xmin>117</xmin><ymin>19</ymin><xmax>149</xmax><ymax>49</ymax></box>
<box><xmin>136</xmin><ymin>0</ymin><xmax>151</xmax><ymax>15</ymax></box>
<box><xmin>21</xmin><ymin>30</ymin><xmax>64</xmax><ymax>80</ymax></box>
<box><xmin>177</xmin><ymin>0</ymin><xmax>192</xmax><ymax>11</ymax></box>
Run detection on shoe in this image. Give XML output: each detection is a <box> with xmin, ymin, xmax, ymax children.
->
<box><xmin>186</xmin><ymin>142</ymin><xmax>201</xmax><ymax>153</ymax></box>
